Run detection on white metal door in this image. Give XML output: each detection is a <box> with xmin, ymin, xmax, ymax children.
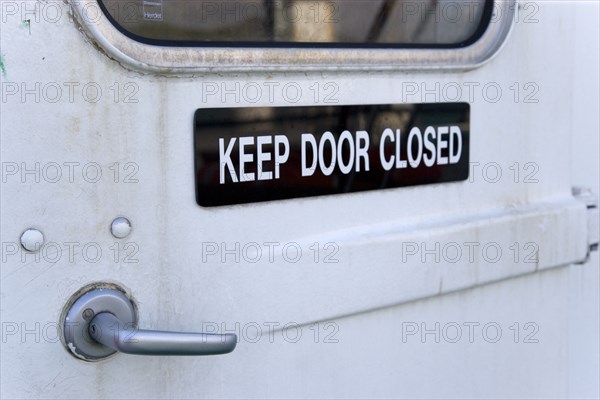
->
<box><xmin>1</xmin><ymin>1</ymin><xmax>598</xmax><ymax>398</ymax></box>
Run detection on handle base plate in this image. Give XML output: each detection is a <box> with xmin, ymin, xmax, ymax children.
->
<box><xmin>62</xmin><ymin>288</ymin><xmax>137</xmax><ymax>361</ymax></box>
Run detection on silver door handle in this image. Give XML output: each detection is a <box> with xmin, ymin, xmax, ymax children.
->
<box><xmin>88</xmin><ymin>312</ymin><xmax>237</xmax><ymax>356</ymax></box>
<box><xmin>62</xmin><ymin>286</ymin><xmax>237</xmax><ymax>361</ymax></box>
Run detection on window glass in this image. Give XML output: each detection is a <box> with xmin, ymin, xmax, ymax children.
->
<box><xmin>99</xmin><ymin>0</ymin><xmax>492</xmax><ymax>47</ymax></box>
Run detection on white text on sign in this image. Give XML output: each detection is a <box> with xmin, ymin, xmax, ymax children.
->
<box><xmin>218</xmin><ymin>126</ymin><xmax>463</xmax><ymax>184</ymax></box>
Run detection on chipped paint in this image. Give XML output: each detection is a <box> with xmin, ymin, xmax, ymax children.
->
<box><xmin>0</xmin><ymin>54</ymin><xmax>6</xmax><ymax>77</ymax></box>
<box><xmin>22</xmin><ymin>19</ymin><xmax>31</xmax><ymax>35</ymax></box>
<box><xmin>67</xmin><ymin>343</ymin><xmax>91</xmax><ymax>361</ymax></box>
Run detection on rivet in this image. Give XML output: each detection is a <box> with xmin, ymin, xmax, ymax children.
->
<box><xmin>111</xmin><ymin>217</ymin><xmax>132</xmax><ymax>239</ymax></box>
<box><xmin>20</xmin><ymin>229</ymin><xmax>44</xmax><ymax>252</ymax></box>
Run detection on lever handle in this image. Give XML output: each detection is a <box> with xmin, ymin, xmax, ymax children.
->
<box><xmin>89</xmin><ymin>312</ymin><xmax>237</xmax><ymax>356</ymax></box>
<box><xmin>62</xmin><ymin>286</ymin><xmax>236</xmax><ymax>361</ymax></box>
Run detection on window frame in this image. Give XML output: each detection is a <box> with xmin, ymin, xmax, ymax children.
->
<box><xmin>71</xmin><ymin>0</ymin><xmax>516</xmax><ymax>73</ymax></box>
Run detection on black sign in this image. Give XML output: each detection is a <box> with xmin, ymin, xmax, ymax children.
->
<box><xmin>194</xmin><ymin>103</ymin><xmax>470</xmax><ymax>207</ymax></box>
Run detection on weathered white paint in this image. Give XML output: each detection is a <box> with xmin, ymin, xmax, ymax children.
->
<box><xmin>0</xmin><ymin>1</ymin><xmax>598</xmax><ymax>398</ymax></box>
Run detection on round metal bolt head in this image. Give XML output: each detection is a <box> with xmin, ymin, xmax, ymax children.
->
<box><xmin>82</xmin><ymin>308</ymin><xmax>94</xmax><ymax>320</ymax></box>
<box><xmin>20</xmin><ymin>229</ymin><xmax>44</xmax><ymax>252</ymax></box>
<box><xmin>111</xmin><ymin>217</ymin><xmax>132</xmax><ymax>239</ymax></box>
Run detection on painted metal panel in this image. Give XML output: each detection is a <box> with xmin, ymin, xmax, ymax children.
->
<box><xmin>0</xmin><ymin>1</ymin><xmax>598</xmax><ymax>398</ymax></box>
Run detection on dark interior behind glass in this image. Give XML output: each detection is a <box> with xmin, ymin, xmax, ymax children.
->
<box><xmin>99</xmin><ymin>0</ymin><xmax>492</xmax><ymax>47</ymax></box>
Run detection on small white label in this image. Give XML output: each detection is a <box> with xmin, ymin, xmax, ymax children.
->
<box><xmin>143</xmin><ymin>0</ymin><xmax>163</xmax><ymax>21</ymax></box>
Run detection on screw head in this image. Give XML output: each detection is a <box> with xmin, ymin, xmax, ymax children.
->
<box><xmin>20</xmin><ymin>229</ymin><xmax>44</xmax><ymax>252</ymax></box>
<box><xmin>111</xmin><ymin>217</ymin><xmax>132</xmax><ymax>239</ymax></box>
<box><xmin>82</xmin><ymin>308</ymin><xmax>94</xmax><ymax>320</ymax></box>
